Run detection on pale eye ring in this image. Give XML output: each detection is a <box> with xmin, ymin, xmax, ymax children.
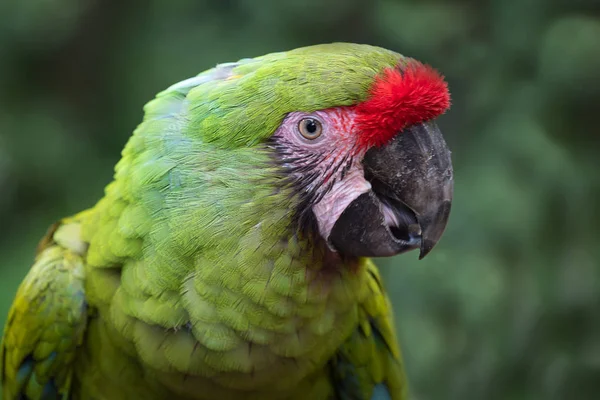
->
<box><xmin>297</xmin><ymin>118</ymin><xmax>322</xmax><ymax>140</ymax></box>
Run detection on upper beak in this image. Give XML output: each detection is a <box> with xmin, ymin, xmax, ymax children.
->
<box><xmin>328</xmin><ymin>121</ymin><xmax>453</xmax><ymax>258</ymax></box>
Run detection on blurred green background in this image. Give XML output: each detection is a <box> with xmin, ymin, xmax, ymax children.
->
<box><xmin>1</xmin><ymin>0</ymin><xmax>599</xmax><ymax>399</ymax></box>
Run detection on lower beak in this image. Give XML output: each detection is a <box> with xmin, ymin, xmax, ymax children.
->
<box><xmin>328</xmin><ymin>121</ymin><xmax>453</xmax><ymax>258</ymax></box>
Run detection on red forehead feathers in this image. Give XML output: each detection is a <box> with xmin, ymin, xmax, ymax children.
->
<box><xmin>354</xmin><ymin>61</ymin><xmax>450</xmax><ymax>150</ymax></box>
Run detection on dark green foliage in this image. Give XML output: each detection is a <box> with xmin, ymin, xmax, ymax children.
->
<box><xmin>0</xmin><ymin>1</ymin><xmax>598</xmax><ymax>399</ymax></box>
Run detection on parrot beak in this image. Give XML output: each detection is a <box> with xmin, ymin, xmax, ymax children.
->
<box><xmin>328</xmin><ymin>121</ymin><xmax>453</xmax><ymax>259</ymax></box>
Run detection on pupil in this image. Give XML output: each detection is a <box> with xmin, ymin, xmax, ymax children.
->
<box><xmin>306</xmin><ymin>120</ymin><xmax>317</xmax><ymax>133</ymax></box>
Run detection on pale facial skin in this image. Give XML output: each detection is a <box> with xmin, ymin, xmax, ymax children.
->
<box><xmin>271</xmin><ymin>108</ymin><xmax>413</xmax><ymax>251</ymax></box>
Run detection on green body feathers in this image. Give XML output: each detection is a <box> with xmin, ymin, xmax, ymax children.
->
<box><xmin>2</xmin><ymin>43</ymin><xmax>410</xmax><ymax>399</ymax></box>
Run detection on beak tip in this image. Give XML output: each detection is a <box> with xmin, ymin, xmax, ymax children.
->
<box><xmin>417</xmin><ymin>200</ymin><xmax>452</xmax><ymax>260</ymax></box>
<box><xmin>418</xmin><ymin>239</ymin><xmax>435</xmax><ymax>260</ymax></box>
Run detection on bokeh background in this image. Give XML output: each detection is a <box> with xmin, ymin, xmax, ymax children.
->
<box><xmin>1</xmin><ymin>0</ymin><xmax>599</xmax><ymax>399</ymax></box>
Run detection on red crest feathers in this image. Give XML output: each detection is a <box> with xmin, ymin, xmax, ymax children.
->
<box><xmin>354</xmin><ymin>61</ymin><xmax>450</xmax><ymax>150</ymax></box>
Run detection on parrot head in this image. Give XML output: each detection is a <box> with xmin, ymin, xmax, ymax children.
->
<box><xmin>260</xmin><ymin>47</ymin><xmax>453</xmax><ymax>259</ymax></box>
<box><xmin>113</xmin><ymin>43</ymin><xmax>453</xmax><ymax>265</ymax></box>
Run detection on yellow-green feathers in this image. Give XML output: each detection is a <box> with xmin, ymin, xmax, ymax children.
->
<box><xmin>1</xmin><ymin>220</ymin><xmax>88</xmax><ymax>399</ymax></box>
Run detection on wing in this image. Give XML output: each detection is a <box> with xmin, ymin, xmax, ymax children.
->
<box><xmin>330</xmin><ymin>261</ymin><xmax>408</xmax><ymax>400</ymax></box>
<box><xmin>1</xmin><ymin>220</ymin><xmax>88</xmax><ymax>400</ymax></box>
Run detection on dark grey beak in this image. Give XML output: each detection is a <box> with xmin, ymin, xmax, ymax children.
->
<box><xmin>329</xmin><ymin>121</ymin><xmax>453</xmax><ymax>259</ymax></box>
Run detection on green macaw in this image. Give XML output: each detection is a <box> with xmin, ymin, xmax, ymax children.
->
<box><xmin>1</xmin><ymin>43</ymin><xmax>453</xmax><ymax>400</ymax></box>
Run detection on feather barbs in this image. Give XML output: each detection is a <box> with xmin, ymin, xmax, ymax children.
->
<box><xmin>354</xmin><ymin>61</ymin><xmax>450</xmax><ymax>150</ymax></box>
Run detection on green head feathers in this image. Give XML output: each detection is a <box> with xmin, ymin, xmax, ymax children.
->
<box><xmin>155</xmin><ymin>43</ymin><xmax>403</xmax><ymax>147</ymax></box>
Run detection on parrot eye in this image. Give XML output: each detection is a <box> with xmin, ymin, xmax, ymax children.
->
<box><xmin>298</xmin><ymin>118</ymin><xmax>322</xmax><ymax>140</ymax></box>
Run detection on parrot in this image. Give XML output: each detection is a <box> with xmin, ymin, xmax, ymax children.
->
<box><xmin>0</xmin><ymin>43</ymin><xmax>453</xmax><ymax>400</ymax></box>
